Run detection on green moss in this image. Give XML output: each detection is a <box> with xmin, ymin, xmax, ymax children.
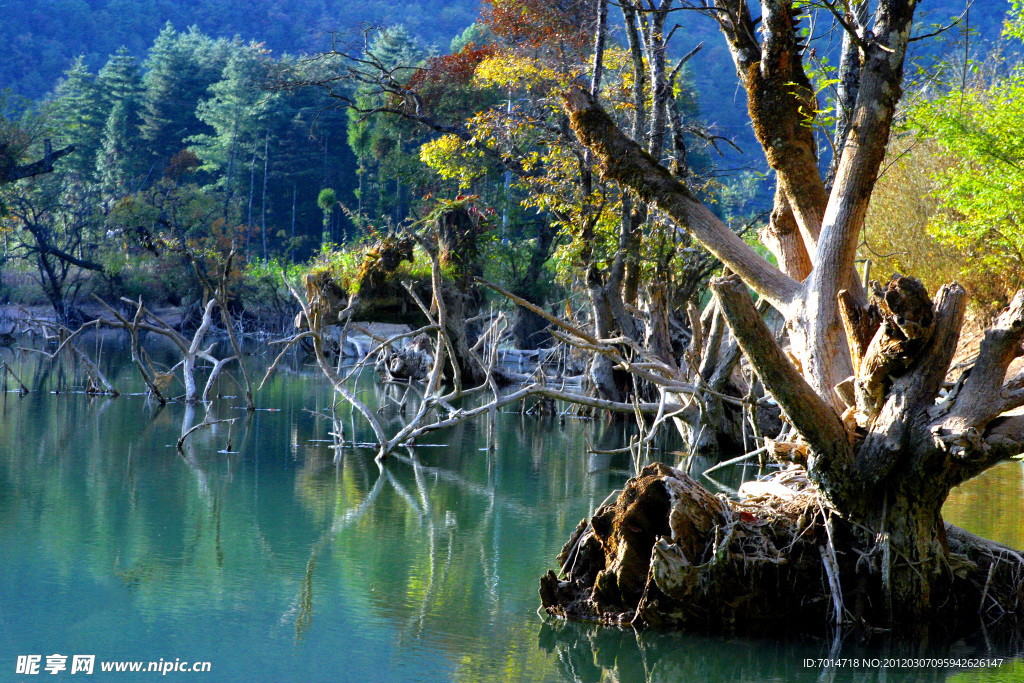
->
<box><xmin>308</xmin><ymin>238</ymin><xmax>434</xmax><ymax>297</ymax></box>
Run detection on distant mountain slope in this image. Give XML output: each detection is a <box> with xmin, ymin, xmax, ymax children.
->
<box><xmin>0</xmin><ymin>0</ymin><xmax>1006</xmax><ymax>166</ymax></box>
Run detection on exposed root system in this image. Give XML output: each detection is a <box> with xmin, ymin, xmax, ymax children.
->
<box><xmin>541</xmin><ymin>464</ymin><xmax>1024</xmax><ymax>637</ymax></box>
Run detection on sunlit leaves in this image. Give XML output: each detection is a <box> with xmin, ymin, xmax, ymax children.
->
<box><xmin>474</xmin><ymin>53</ymin><xmax>578</xmax><ymax>91</ymax></box>
<box><xmin>910</xmin><ymin>61</ymin><xmax>1024</xmax><ymax>295</ymax></box>
<box><xmin>420</xmin><ymin>134</ymin><xmax>487</xmax><ymax>189</ymax></box>
<box><xmin>482</xmin><ymin>0</ymin><xmax>596</xmax><ymax>54</ymax></box>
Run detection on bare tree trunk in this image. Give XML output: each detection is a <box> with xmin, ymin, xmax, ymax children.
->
<box><xmin>247</xmin><ymin>139</ymin><xmax>258</xmax><ymax>262</ymax></box>
<box><xmin>290</xmin><ymin>183</ymin><xmax>297</xmax><ymax>263</ymax></box>
<box><xmin>261</xmin><ymin>130</ymin><xmax>269</xmax><ymax>264</ymax></box>
<box><xmin>828</xmin><ymin>0</ymin><xmax>870</xmax><ymax>188</ymax></box>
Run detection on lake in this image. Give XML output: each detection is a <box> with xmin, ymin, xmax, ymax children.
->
<box><xmin>1</xmin><ymin>336</ymin><xmax>1022</xmax><ymax>681</ymax></box>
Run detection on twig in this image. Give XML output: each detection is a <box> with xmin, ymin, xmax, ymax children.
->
<box><xmin>702</xmin><ymin>446</ymin><xmax>769</xmax><ymax>476</ymax></box>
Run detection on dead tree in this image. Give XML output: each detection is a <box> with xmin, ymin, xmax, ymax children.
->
<box><xmin>544</xmin><ymin>0</ymin><xmax>1024</xmax><ymax>635</ymax></box>
<box><xmin>276</xmin><ymin>255</ymin><xmax>715</xmax><ymax>463</ymax></box>
<box><xmin>669</xmin><ymin>298</ymin><xmax>780</xmax><ymax>455</ymax></box>
<box><xmin>96</xmin><ymin>296</ymin><xmax>237</xmax><ymax>404</ymax></box>
<box><xmin>302</xmin><ymin>206</ymin><xmax>491</xmax><ymax>388</ymax></box>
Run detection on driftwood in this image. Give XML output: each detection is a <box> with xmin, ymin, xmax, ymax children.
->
<box><xmin>280</xmin><ymin>258</ymin><xmax>708</xmax><ymax>461</ymax></box>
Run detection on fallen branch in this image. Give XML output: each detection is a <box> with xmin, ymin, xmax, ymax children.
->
<box><xmin>701</xmin><ymin>446</ymin><xmax>769</xmax><ymax>476</ymax></box>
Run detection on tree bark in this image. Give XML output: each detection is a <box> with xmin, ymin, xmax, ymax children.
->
<box><xmin>562</xmin><ymin>87</ymin><xmax>801</xmax><ymax>312</ymax></box>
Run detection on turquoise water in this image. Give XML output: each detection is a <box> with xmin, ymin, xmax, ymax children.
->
<box><xmin>1</xmin><ymin>338</ymin><xmax>1022</xmax><ymax>681</ymax></box>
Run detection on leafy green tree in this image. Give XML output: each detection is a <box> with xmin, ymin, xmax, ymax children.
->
<box><xmin>908</xmin><ymin>7</ymin><xmax>1024</xmax><ymax>307</ymax></box>
<box><xmin>3</xmin><ymin>173</ymin><xmax>106</xmax><ymax>324</ymax></box>
<box><xmin>268</xmin><ymin>54</ymin><xmax>357</xmax><ymax>258</ymax></box>
<box><xmin>0</xmin><ymin>93</ymin><xmax>74</xmax><ymax>188</ymax></box>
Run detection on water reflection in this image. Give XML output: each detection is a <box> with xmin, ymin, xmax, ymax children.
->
<box><xmin>539</xmin><ymin>621</ymin><xmax>1024</xmax><ymax>683</ymax></box>
<box><xmin>1</xmin><ymin>337</ymin><xmax>1022</xmax><ymax>681</ymax></box>
<box><xmin>945</xmin><ymin>460</ymin><xmax>1024</xmax><ymax>549</ymax></box>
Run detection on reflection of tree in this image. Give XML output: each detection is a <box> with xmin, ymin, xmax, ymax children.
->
<box><xmin>945</xmin><ymin>460</ymin><xmax>1024</xmax><ymax>550</ymax></box>
<box><xmin>289</xmin><ymin>434</ymin><xmax>592</xmax><ymax>679</ymax></box>
<box><xmin>536</xmin><ymin>620</ymin><xmax>1005</xmax><ymax>683</ymax></box>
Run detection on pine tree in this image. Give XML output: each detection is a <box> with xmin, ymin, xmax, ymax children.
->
<box><xmin>189</xmin><ymin>41</ymin><xmax>273</xmax><ymax>210</ymax></box>
<box><xmin>97</xmin><ymin>99</ymin><xmax>145</xmax><ymax>197</ymax></box>
<box><xmin>50</xmin><ymin>57</ymin><xmax>106</xmax><ymax>179</ymax></box>
<box><xmin>97</xmin><ymin>46</ymin><xmax>143</xmax><ymax>104</ymax></box>
<box><xmin>96</xmin><ymin>47</ymin><xmax>146</xmax><ymax>196</ymax></box>
<box><xmin>140</xmin><ymin>24</ymin><xmax>230</xmax><ymax>169</ymax></box>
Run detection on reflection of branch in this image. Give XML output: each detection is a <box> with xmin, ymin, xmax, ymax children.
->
<box><xmin>176</xmin><ymin>417</ymin><xmax>238</xmax><ymax>452</ymax></box>
<box><xmin>258</xmin><ymin>331</ymin><xmax>316</xmax><ymax>391</ymax></box>
<box><xmin>18</xmin><ymin>318</ymin><xmax>118</xmax><ymax>395</ymax></box>
<box><xmin>389</xmin><ymin>452</ymin><xmax>533</xmax><ymax>515</ymax></box>
<box><xmin>0</xmin><ymin>360</ymin><xmax>29</xmax><ymax>394</ymax></box>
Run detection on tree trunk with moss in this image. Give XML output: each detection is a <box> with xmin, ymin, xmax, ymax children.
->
<box><xmin>434</xmin><ymin>205</ymin><xmax>487</xmax><ymax>386</ymax></box>
<box><xmin>303</xmin><ymin>205</ymin><xmax>487</xmax><ymax>387</ymax></box>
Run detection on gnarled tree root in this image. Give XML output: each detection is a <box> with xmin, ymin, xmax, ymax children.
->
<box><xmin>540</xmin><ymin>464</ymin><xmax>1024</xmax><ymax>637</ymax></box>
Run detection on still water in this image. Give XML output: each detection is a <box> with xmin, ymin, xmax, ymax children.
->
<box><xmin>1</xmin><ymin>336</ymin><xmax>1022</xmax><ymax>682</ymax></box>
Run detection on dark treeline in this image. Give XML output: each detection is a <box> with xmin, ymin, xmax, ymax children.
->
<box><xmin>2</xmin><ymin>0</ymin><xmax>478</xmax><ymax>99</ymax></box>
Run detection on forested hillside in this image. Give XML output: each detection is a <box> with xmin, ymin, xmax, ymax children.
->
<box><xmin>2</xmin><ymin>0</ymin><xmax>476</xmax><ymax>99</ymax></box>
<box><xmin>1</xmin><ymin>1</ymin><xmax>1006</xmax><ymax>194</ymax></box>
<box><xmin>2</xmin><ymin>1</ymin><xmax>1004</xmax><ymax>106</ymax></box>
